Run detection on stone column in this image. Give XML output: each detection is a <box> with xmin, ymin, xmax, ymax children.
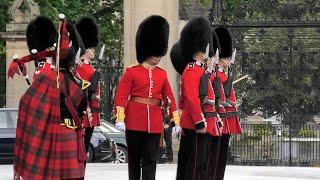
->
<box><xmin>0</xmin><ymin>0</ymin><xmax>40</xmax><ymax>108</ymax></box>
<box><xmin>124</xmin><ymin>0</ymin><xmax>180</xmax><ymax>99</ymax></box>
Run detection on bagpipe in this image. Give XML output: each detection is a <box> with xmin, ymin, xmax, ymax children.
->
<box><xmin>7</xmin><ymin>14</ymin><xmax>70</xmax><ymax>88</ymax></box>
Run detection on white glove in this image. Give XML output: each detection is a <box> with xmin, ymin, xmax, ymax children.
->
<box><xmin>206</xmin><ymin>59</ymin><xmax>215</xmax><ymax>73</ymax></box>
<box><xmin>173</xmin><ymin>126</ymin><xmax>181</xmax><ymax>134</ymax></box>
<box><xmin>115</xmin><ymin>122</ymin><xmax>126</xmax><ymax>131</ymax></box>
<box><xmin>206</xmin><ymin>48</ymin><xmax>219</xmax><ymax>73</ymax></box>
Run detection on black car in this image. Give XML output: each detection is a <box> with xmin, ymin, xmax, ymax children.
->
<box><xmin>0</xmin><ymin>108</ymin><xmax>16</xmax><ymax>163</ymax></box>
<box><xmin>88</xmin><ymin>127</ymin><xmax>116</xmax><ymax>162</ymax></box>
<box><xmin>97</xmin><ymin>121</ymin><xmax>128</xmax><ymax>163</ymax></box>
<box><xmin>0</xmin><ymin>108</ymin><xmax>115</xmax><ymax>163</ymax></box>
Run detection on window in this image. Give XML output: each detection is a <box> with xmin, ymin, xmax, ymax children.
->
<box><xmin>8</xmin><ymin>110</ymin><xmax>18</xmax><ymax>128</ymax></box>
<box><xmin>0</xmin><ymin>111</ymin><xmax>8</xmax><ymax>128</ymax></box>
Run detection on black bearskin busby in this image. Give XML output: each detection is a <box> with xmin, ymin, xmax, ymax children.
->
<box><xmin>179</xmin><ymin>17</ymin><xmax>213</xmax><ymax>63</ymax></box>
<box><xmin>26</xmin><ymin>16</ymin><xmax>58</xmax><ymax>52</ymax></box>
<box><xmin>136</xmin><ymin>15</ymin><xmax>169</xmax><ymax>63</ymax></box>
<box><xmin>60</xmin><ymin>22</ymin><xmax>86</xmax><ymax>69</ymax></box>
<box><xmin>76</xmin><ymin>17</ymin><xmax>99</xmax><ymax>49</ymax></box>
<box><xmin>170</xmin><ymin>43</ymin><xmax>187</xmax><ymax>75</ymax></box>
<box><xmin>210</xmin><ymin>30</ymin><xmax>220</xmax><ymax>57</ymax></box>
<box><xmin>215</xmin><ymin>26</ymin><xmax>232</xmax><ymax>58</ymax></box>
<box><xmin>67</xmin><ymin>22</ymin><xmax>85</xmax><ymax>55</ymax></box>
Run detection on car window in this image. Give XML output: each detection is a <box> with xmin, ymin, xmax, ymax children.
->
<box><xmin>100</xmin><ymin>122</ymin><xmax>121</xmax><ymax>133</ymax></box>
<box><xmin>8</xmin><ymin>110</ymin><xmax>18</xmax><ymax>128</ymax></box>
<box><xmin>0</xmin><ymin>111</ymin><xmax>9</xmax><ymax>128</ymax></box>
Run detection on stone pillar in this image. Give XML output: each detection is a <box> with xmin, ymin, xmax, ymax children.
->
<box><xmin>124</xmin><ymin>0</ymin><xmax>180</xmax><ymax>100</ymax></box>
<box><xmin>0</xmin><ymin>0</ymin><xmax>40</xmax><ymax>108</ymax></box>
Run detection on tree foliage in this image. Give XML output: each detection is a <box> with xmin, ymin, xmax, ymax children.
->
<box><xmin>0</xmin><ymin>0</ymin><xmax>123</xmax><ymax>59</ymax></box>
<box><xmin>34</xmin><ymin>0</ymin><xmax>123</xmax><ymax>59</ymax></box>
<box><xmin>180</xmin><ymin>0</ymin><xmax>320</xmax><ymax>128</ymax></box>
<box><xmin>219</xmin><ymin>0</ymin><xmax>320</xmax><ymax>129</ymax></box>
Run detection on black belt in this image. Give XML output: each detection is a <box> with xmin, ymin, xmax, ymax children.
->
<box><xmin>204</xmin><ymin>112</ymin><xmax>218</xmax><ymax>118</ymax></box>
<box><xmin>90</xmin><ymin>108</ymin><xmax>101</xmax><ymax>113</ymax></box>
<box><xmin>226</xmin><ymin>111</ymin><xmax>239</xmax><ymax>117</ymax></box>
<box><xmin>204</xmin><ymin>111</ymin><xmax>239</xmax><ymax>118</ymax></box>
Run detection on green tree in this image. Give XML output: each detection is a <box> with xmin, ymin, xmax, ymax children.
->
<box><xmin>188</xmin><ymin>0</ymin><xmax>320</xmax><ymax>129</ymax></box>
<box><xmin>34</xmin><ymin>0</ymin><xmax>123</xmax><ymax>59</ymax></box>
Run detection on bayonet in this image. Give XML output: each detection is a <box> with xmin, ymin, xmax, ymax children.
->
<box><xmin>98</xmin><ymin>44</ymin><xmax>105</xmax><ymax>60</ymax></box>
<box><xmin>204</xmin><ymin>43</ymin><xmax>210</xmax><ymax>60</ymax></box>
<box><xmin>230</xmin><ymin>48</ymin><xmax>236</xmax><ymax>64</ymax></box>
<box><xmin>214</xmin><ymin>48</ymin><xmax>219</xmax><ymax>64</ymax></box>
<box><xmin>75</xmin><ymin>48</ymin><xmax>81</xmax><ymax>65</ymax></box>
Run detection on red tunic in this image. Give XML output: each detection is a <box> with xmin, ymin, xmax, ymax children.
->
<box><xmin>76</xmin><ymin>63</ymin><xmax>100</xmax><ymax>127</ymax></box>
<box><xmin>217</xmin><ymin>67</ymin><xmax>242</xmax><ymax>134</ymax></box>
<box><xmin>114</xmin><ymin>64</ymin><xmax>177</xmax><ymax>133</ymax></box>
<box><xmin>180</xmin><ymin>62</ymin><xmax>220</xmax><ymax>136</ymax></box>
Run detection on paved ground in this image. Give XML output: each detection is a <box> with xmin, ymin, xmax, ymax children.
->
<box><xmin>1</xmin><ymin>164</ymin><xmax>320</xmax><ymax>180</ymax></box>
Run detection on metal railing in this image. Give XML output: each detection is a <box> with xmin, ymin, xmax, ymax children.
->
<box><xmin>229</xmin><ymin>123</ymin><xmax>320</xmax><ymax>166</ymax></box>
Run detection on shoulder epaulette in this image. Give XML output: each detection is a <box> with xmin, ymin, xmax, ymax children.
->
<box><xmin>155</xmin><ymin>66</ymin><xmax>165</xmax><ymax>71</ymax></box>
<box><xmin>128</xmin><ymin>64</ymin><xmax>139</xmax><ymax>68</ymax></box>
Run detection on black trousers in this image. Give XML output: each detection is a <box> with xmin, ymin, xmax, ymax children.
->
<box><xmin>126</xmin><ymin>130</ymin><xmax>161</xmax><ymax>180</ymax></box>
<box><xmin>176</xmin><ymin>129</ymin><xmax>209</xmax><ymax>180</ymax></box>
<box><xmin>84</xmin><ymin>127</ymin><xmax>94</xmax><ymax>152</ymax></box>
<box><xmin>205</xmin><ymin>136</ymin><xmax>221</xmax><ymax>180</ymax></box>
<box><xmin>84</xmin><ymin>127</ymin><xmax>94</xmax><ymax>168</ymax></box>
<box><xmin>164</xmin><ymin>127</ymin><xmax>173</xmax><ymax>160</ymax></box>
<box><xmin>215</xmin><ymin>134</ymin><xmax>231</xmax><ymax>180</ymax></box>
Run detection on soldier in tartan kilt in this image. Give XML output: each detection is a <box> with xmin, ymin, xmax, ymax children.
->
<box><xmin>10</xmin><ymin>15</ymin><xmax>88</xmax><ymax>180</ymax></box>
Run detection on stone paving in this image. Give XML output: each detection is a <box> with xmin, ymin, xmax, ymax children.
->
<box><xmin>1</xmin><ymin>164</ymin><xmax>320</xmax><ymax>180</ymax></box>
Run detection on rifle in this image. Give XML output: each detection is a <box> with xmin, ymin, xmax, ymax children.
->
<box><xmin>233</xmin><ymin>74</ymin><xmax>250</xmax><ymax>85</ymax></box>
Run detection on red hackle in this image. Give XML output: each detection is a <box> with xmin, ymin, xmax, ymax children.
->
<box><xmin>7</xmin><ymin>59</ymin><xmax>20</xmax><ymax>78</ymax></box>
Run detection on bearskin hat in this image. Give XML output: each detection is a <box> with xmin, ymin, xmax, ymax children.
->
<box><xmin>26</xmin><ymin>16</ymin><xmax>58</xmax><ymax>53</ymax></box>
<box><xmin>67</xmin><ymin>22</ymin><xmax>85</xmax><ymax>55</ymax></box>
<box><xmin>76</xmin><ymin>17</ymin><xmax>99</xmax><ymax>49</ymax></box>
<box><xmin>179</xmin><ymin>17</ymin><xmax>213</xmax><ymax>63</ymax></box>
<box><xmin>170</xmin><ymin>43</ymin><xmax>187</xmax><ymax>75</ymax></box>
<box><xmin>209</xmin><ymin>30</ymin><xmax>220</xmax><ymax>57</ymax></box>
<box><xmin>136</xmin><ymin>15</ymin><xmax>169</xmax><ymax>63</ymax></box>
<box><xmin>215</xmin><ymin>26</ymin><xmax>233</xmax><ymax>58</ymax></box>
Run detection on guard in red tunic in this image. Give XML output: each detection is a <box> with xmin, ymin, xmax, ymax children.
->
<box><xmin>214</xmin><ymin>26</ymin><xmax>242</xmax><ymax>180</ymax></box>
<box><xmin>10</xmin><ymin>15</ymin><xmax>87</xmax><ymax>180</ymax></box>
<box><xmin>172</xmin><ymin>17</ymin><xmax>220</xmax><ymax>180</ymax></box>
<box><xmin>114</xmin><ymin>15</ymin><xmax>179</xmax><ymax>180</ymax></box>
<box><xmin>204</xmin><ymin>30</ymin><xmax>224</xmax><ymax>180</ymax></box>
<box><xmin>75</xmin><ymin>17</ymin><xmax>101</xmax><ymax>153</ymax></box>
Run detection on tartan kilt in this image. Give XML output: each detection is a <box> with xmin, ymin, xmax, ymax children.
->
<box><xmin>13</xmin><ymin>70</ymin><xmax>84</xmax><ymax>180</ymax></box>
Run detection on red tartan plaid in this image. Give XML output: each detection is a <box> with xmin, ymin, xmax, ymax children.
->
<box><xmin>14</xmin><ymin>70</ymin><xmax>85</xmax><ymax>180</ymax></box>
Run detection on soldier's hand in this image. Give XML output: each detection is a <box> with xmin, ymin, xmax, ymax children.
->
<box><xmin>115</xmin><ymin>122</ymin><xmax>126</xmax><ymax>131</ymax></box>
<box><xmin>164</xmin><ymin>124</ymin><xmax>169</xmax><ymax>129</ymax></box>
<box><xmin>14</xmin><ymin>172</ymin><xmax>21</xmax><ymax>180</ymax></box>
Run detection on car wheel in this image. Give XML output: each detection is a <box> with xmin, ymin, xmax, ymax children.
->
<box><xmin>88</xmin><ymin>144</ymin><xmax>95</xmax><ymax>163</ymax></box>
<box><xmin>112</xmin><ymin>146</ymin><xmax>127</xmax><ymax>163</ymax></box>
